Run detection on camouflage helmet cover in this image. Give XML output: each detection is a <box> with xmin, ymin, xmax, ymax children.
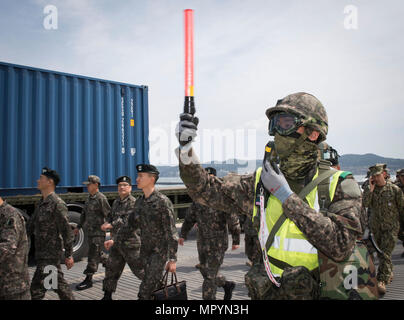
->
<box><xmin>265</xmin><ymin>92</ymin><xmax>328</xmax><ymax>143</ymax></box>
<box><xmin>396</xmin><ymin>168</ymin><xmax>404</xmax><ymax>176</ymax></box>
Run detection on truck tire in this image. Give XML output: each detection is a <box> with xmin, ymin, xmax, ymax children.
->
<box><xmin>67</xmin><ymin>211</ymin><xmax>89</xmax><ymax>262</ymax></box>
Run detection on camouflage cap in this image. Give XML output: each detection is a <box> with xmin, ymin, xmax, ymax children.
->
<box><xmin>375</xmin><ymin>163</ymin><xmax>387</xmax><ymax>170</ymax></box>
<box><xmin>368</xmin><ymin>164</ymin><xmax>384</xmax><ymax>176</ymax></box>
<box><xmin>83</xmin><ymin>175</ymin><xmax>101</xmax><ymax>185</ymax></box>
<box><xmin>265</xmin><ymin>92</ymin><xmax>328</xmax><ymax>143</ymax></box>
<box><xmin>396</xmin><ymin>168</ymin><xmax>404</xmax><ymax>176</ymax></box>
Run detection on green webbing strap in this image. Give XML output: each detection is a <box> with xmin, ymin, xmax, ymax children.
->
<box><xmin>267</xmin><ymin>255</ymin><xmax>293</xmax><ymax>270</ymax></box>
<box><xmin>263</xmin><ymin>167</ymin><xmax>335</xmax><ymax>271</ymax></box>
<box><xmin>298</xmin><ymin>168</ymin><xmax>336</xmax><ymax>200</ymax></box>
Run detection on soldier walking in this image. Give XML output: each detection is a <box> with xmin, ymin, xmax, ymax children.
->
<box><xmin>75</xmin><ymin>175</ymin><xmax>111</xmax><ymax>290</ymax></box>
<box><xmin>0</xmin><ymin>197</ymin><xmax>31</xmax><ymax>300</ymax></box>
<box><xmin>101</xmin><ymin>176</ymin><xmax>144</xmax><ymax>300</ymax></box>
<box><xmin>243</xmin><ymin>216</ymin><xmax>262</xmax><ymax>268</ymax></box>
<box><xmin>123</xmin><ymin>164</ymin><xmax>179</xmax><ymax>300</ymax></box>
<box><xmin>394</xmin><ymin>169</ymin><xmax>404</xmax><ymax>258</ymax></box>
<box><xmin>28</xmin><ymin>167</ymin><xmax>75</xmax><ymax>300</ymax></box>
<box><xmin>179</xmin><ymin>167</ymin><xmax>241</xmax><ymax>300</ymax></box>
<box><xmin>363</xmin><ymin>164</ymin><xmax>404</xmax><ymax>294</ymax></box>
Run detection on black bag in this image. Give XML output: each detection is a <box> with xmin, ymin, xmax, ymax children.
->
<box><xmin>151</xmin><ymin>271</ymin><xmax>188</xmax><ymax>300</ymax></box>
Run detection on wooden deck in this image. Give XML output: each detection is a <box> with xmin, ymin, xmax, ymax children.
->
<box><xmin>28</xmin><ymin>227</ymin><xmax>404</xmax><ymax>300</ymax></box>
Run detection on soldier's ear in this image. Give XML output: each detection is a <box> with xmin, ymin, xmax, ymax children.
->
<box><xmin>308</xmin><ymin>130</ymin><xmax>320</xmax><ymax>142</ymax></box>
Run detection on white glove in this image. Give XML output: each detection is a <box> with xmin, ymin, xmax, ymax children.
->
<box><xmin>261</xmin><ymin>160</ymin><xmax>293</xmax><ymax>203</ymax></box>
<box><xmin>176</xmin><ymin>113</ymin><xmax>199</xmax><ymax>151</ymax></box>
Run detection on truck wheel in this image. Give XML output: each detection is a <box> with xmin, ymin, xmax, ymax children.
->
<box><xmin>67</xmin><ymin>211</ymin><xmax>89</xmax><ymax>262</ymax></box>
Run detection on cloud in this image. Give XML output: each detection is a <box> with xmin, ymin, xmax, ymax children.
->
<box><xmin>1</xmin><ymin>0</ymin><xmax>403</xmax><ymax>163</ymax></box>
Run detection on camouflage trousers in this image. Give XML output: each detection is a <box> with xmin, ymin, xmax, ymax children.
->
<box><xmin>103</xmin><ymin>243</ymin><xmax>144</xmax><ymax>293</ymax></box>
<box><xmin>138</xmin><ymin>250</ymin><xmax>167</xmax><ymax>300</ymax></box>
<box><xmin>374</xmin><ymin>228</ymin><xmax>398</xmax><ymax>282</ymax></box>
<box><xmin>398</xmin><ymin>223</ymin><xmax>404</xmax><ymax>248</ymax></box>
<box><xmin>30</xmin><ymin>261</ymin><xmax>74</xmax><ymax>300</ymax></box>
<box><xmin>83</xmin><ymin>236</ymin><xmax>106</xmax><ymax>276</ymax></box>
<box><xmin>244</xmin><ymin>234</ymin><xmax>262</xmax><ymax>265</ymax></box>
<box><xmin>198</xmin><ymin>238</ymin><xmax>228</xmax><ymax>300</ymax></box>
<box><xmin>0</xmin><ymin>290</ymin><xmax>31</xmax><ymax>300</ymax></box>
<box><xmin>245</xmin><ymin>263</ymin><xmax>319</xmax><ymax>300</ymax></box>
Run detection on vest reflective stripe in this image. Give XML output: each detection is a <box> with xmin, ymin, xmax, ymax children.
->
<box><xmin>253</xmin><ymin>167</ymin><xmax>344</xmax><ymax>277</ymax></box>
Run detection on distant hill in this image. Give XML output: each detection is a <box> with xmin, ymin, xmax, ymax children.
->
<box><xmin>157</xmin><ymin>154</ymin><xmax>404</xmax><ymax>180</ymax></box>
<box><xmin>339</xmin><ymin>153</ymin><xmax>404</xmax><ymax>176</ymax></box>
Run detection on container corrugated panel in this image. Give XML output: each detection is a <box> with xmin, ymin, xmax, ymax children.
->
<box><xmin>0</xmin><ymin>61</ymin><xmax>149</xmax><ymax>195</ymax></box>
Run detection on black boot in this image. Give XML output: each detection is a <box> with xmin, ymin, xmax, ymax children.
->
<box><xmin>76</xmin><ymin>275</ymin><xmax>93</xmax><ymax>291</ymax></box>
<box><xmin>223</xmin><ymin>281</ymin><xmax>236</xmax><ymax>300</ymax></box>
<box><xmin>101</xmin><ymin>291</ymin><xmax>113</xmax><ymax>300</ymax></box>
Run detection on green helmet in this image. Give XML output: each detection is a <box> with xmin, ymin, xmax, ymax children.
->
<box><xmin>265</xmin><ymin>92</ymin><xmax>328</xmax><ymax>143</ymax></box>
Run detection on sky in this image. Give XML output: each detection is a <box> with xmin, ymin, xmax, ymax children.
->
<box><xmin>1</xmin><ymin>0</ymin><xmax>403</xmax><ymax>165</ymax></box>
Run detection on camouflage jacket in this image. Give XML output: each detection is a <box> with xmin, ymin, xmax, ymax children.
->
<box><xmin>363</xmin><ymin>181</ymin><xmax>404</xmax><ymax>232</ymax></box>
<box><xmin>126</xmin><ymin>190</ymin><xmax>178</xmax><ymax>261</ymax></box>
<box><xmin>27</xmin><ymin>192</ymin><xmax>74</xmax><ymax>261</ymax></box>
<box><xmin>394</xmin><ymin>180</ymin><xmax>404</xmax><ymax>194</ymax></box>
<box><xmin>78</xmin><ymin>191</ymin><xmax>110</xmax><ymax>237</ymax></box>
<box><xmin>108</xmin><ymin>195</ymin><xmax>140</xmax><ymax>246</ymax></box>
<box><xmin>0</xmin><ymin>201</ymin><xmax>30</xmax><ymax>297</ymax></box>
<box><xmin>180</xmin><ymin>202</ymin><xmax>241</xmax><ymax>247</ymax></box>
<box><xmin>243</xmin><ymin>214</ymin><xmax>258</xmax><ymax>237</ymax></box>
<box><xmin>179</xmin><ymin>148</ymin><xmax>362</xmax><ymax>263</ymax></box>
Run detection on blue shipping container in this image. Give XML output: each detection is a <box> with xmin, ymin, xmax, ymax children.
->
<box><xmin>0</xmin><ymin>61</ymin><xmax>149</xmax><ymax>195</ymax></box>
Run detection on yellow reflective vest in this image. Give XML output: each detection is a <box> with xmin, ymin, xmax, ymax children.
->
<box><xmin>252</xmin><ymin>167</ymin><xmax>344</xmax><ymax>277</ymax></box>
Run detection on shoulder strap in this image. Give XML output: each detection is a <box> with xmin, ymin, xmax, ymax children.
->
<box><xmin>264</xmin><ymin>167</ymin><xmax>335</xmax><ymax>263</ymax></box>
<box><xmin>299</xmin><ymin>168</ymin><xmax>336</xmax><ymax>200</ymax></box>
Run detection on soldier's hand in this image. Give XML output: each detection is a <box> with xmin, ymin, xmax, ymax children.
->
<box><xmin>65</xmin><ymin>257</ymin><xmax>74</xmax><ymax>270</ymax></box>
<box><xmin>166</xmin><ymin>261</ymin><xmax>177</xmax><ymax>273</ymax></box>
<box><xmin>104</xmin><ymin>239</ymin><xmax>114</xmax><ymax>250</ymax></box>
<box><xmin>101</xmin><ymin>222</ymin><xmax>113</xmax><ymax>231</ymax></box>
<box><xmin>369</xmin><ymin>177</ymin><xmax>375</xmax><ymax>192</ymax></box>
<box><xmin>73</xmin><ymin>228</ymin><xmax>80</xmax><ymax>236</ymax></box>
<box><xmin>232</xmin><ymin>244</ymin><xmax>240</xmax><ymax>251</ymax></box>
<box><xmin>176</xmin><ymin>113</ymin><xmax>199</xmax><ymax>149</ymax></box>
<box><xmin>178</xmin><ymin>238</ymin><xmax>185</xmax><ymax>246</ymax></box>
<box><xmin>261</xmin><ymin>159</ymin><xmax>293</xmax><ymax>204</ymax></box>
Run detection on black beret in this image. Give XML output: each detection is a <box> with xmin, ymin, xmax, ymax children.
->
<box><xmin>41</xmin><ymin>167</ymin><xmax>60</xmax><ymax>186</ymax></box>
<box><xmin>205</xmin><ymin>167</ymin><xmax>217</xmax><ymax>176</ymax></box>
<box><xmin>116</xmin><ymin>175</ymin><xmax>132</xmax><ymax>185</ymax></box>
<box><xmin>136</xmin><ymin>164</ymin><xmax>159</xmax><ymax>175</ymax></box>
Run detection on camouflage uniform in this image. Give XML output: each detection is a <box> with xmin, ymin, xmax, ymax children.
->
<box><xmin>393</xmin><ymin>175</ymin><xmax>404</xmax><ymax>246</ymax></box>
<box><xmin>179</xmin><ymin>155</ymin><xmax>365</xmax><ymax>299</ymax></box>
<box><xmin>27</xmin><ymin>192</ymin><xmax>74</xmax><ymax>300</ymax></box>
<box><xmin>243</xmin><ymin>215</ymin><xmax>262</xmax><ymax>265</ymax></box>
<box><xmin>0</xmin><ymin>201</ymin><xmax>31</xmax><ymax>300</ymax></box>
<box><xmin>180</xmin><ymin>202</ymin><xmax>241</xmax><ymax>299</ymax></box>
<box><xmin>125</xmin><ymin>190</ymin><xmax>178</xmax><ymax>300</ymax></box>
<box><xmin>103</xmin><ymin>195</ymin><xmax>143</xmax><ymax>293</ymax></box>
<box><xmin>177</xmin><ymin>92</ymin><xmax>377</xmax><ymax>300</ymax></box>
<box><xmin>363</xmin><ymin>180</ymin><xmax>404</xmax><ymax>283</ymax></box>
<box><xmin>77</xmin><ymin>191</ymin><xmax>110</xmax><ymax>276</ymax></box>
